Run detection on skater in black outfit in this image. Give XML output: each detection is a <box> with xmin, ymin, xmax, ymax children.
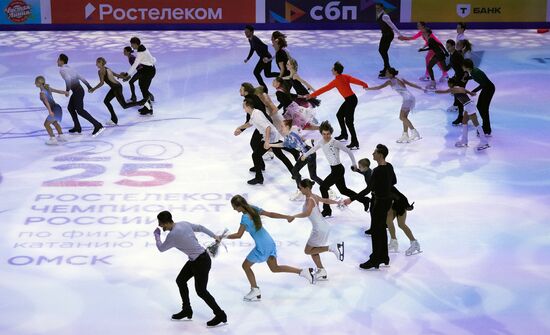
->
<box><xmin>123</xmin><ymin>46</ymin><xmax>154</xmax><ymax>103</ymax></box>
<box><xmin>463</xmin><ymin>59</ymin><xmax>495</xmax><ymax>136</ymax></box>
<box><xmin>122</xmin><ymin>37</ymin><xmax>155</xmax><ymax>116</ymax></box>
<box><xmin>57</xmin><ymin>53</ymin><xmax>104</xmax><ymax>136</ymax></box>
<box><xmin>354</xmin><ymin>144</ymin><xmax>396</xmax><ymax>269</ymax></box>
<box><xmin>375</xmin><ymin>3</ymin><xmax>402</xmax><ymax>78</ymax></box>
<box><xmin>244</xmin><ymin>25</ymin><xmax>279</xmax><ymax>93</ymax></box>
<box><xmin>444</xmin><ymin>39</ymin><xmax>467</xmax><ymax>125</ymax></box>
<box><xmin>89</xmin><ymin>57</ymin><xmax>144</xmax><ymax>125</ymax></box>
<box><xmin>154</xmin><ymin>211</ymin><xmax>227</xmax><ymax>327</ymax></box>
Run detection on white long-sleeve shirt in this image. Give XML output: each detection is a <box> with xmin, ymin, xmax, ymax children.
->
<box><xmin>249</xmin><ymin>109</ymin><xmax>283</xmax><ymax>143</ymax></box>
<box><xmin>380</xmin><ymin>12</ymin><xmax>401</xmax><ymax>35</ymax></box>
<box><xmin>59</xmin><ymin>64</ymin><xmax>91</xmax><ymax>91</ymax></box>
<box><xmin>303</xmin><ymin>138</ymin><xmax>357</xmax><ymax>167</ymax></box>
<box><xmin>127</xmin><ymin>45</ymin><xmax>156</xmax><ymax>76</ymax></box>
<box><xmin>155</xmin><ymin>221</ymin><xmax>215</xmax><ymax>261</ymax></box>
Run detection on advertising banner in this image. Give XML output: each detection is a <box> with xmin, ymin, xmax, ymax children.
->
<box><xmin>1</xmin><ymin>0</ymin><xmax>45</xmax><ymax>24</ymax></box>
<box><xmin>265</xmin><ymin>0</ymin><xmax>399</xmax><ymax>25</ymax></box>
<box><xmin>405</xmin><ymin>0</ymin><xmax>548</xmax><ymax>23</ymax></box>
<box><xmin>49</xmin><ymin>0</ymin><xmax>257</xmax><ymax>25</ymax></box>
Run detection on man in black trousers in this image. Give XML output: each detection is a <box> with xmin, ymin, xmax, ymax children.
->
<box><xmin>345</xmin><ymin>144</ymin><xmax>396</xmax><ymax>269</ymax></box>
<box><xmin>154</xmin><ymin>211</ymin><xmax>227</xmax><ymax>327</ymax></box>
<box><xmin>243</xmin><ymin>25</ymin><xmax>279</xmax><ymax>93</ymax></box>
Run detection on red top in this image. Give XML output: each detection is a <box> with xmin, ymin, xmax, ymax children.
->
<box><xmin>411</xmin><ymin>30</ymin><xmax>443</xmax><ymax>46</ymax></box>
<box><xmin>310</xmin><ymin>74</ymin><xmax>368</xmax><ymax>98</ymax></box>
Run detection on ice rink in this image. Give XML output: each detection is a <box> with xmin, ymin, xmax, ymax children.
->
<box><xmin>0</xmin><ymin>29</ymin><xmax>549</xmax><ymax>334</ymax></box>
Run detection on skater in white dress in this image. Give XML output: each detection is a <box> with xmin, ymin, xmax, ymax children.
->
<box><xmin>365</xmin><ymin>67</ymin><xmax>424</xmax><ymax>143</ymax></box>
<box><xmin>290</xmin><ymin>179</ymin><xmax>345</xmax><ymax>281</ymax></box>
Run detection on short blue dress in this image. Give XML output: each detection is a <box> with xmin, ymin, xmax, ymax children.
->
<box><xmin>41</xmin><ymin>88</ymin><xmax>62</xmax><ymax>122</ymax></box>
<box><xmin>242</xmin><ymin>206</ymin><xmax>277</xmax><ymax>263</ymax></box>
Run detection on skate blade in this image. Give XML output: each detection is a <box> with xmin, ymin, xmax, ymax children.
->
<box><xmin>171</xmin><ymin>318</ymin><xmax>193</xmax><ymax>322</ymax></box>
<box><xmin>243</xmin><ymin>298</ymin><xmax>261</xmax><ymax>302</ymax></box>
<box><xmin>315</xmin><ymin>277</ymin><xmax>329</xmax><ymax>281</ymax></box>
<box><xmin>405</xmin><ymin>250</ymin><xmax>423</xmax><ymax>256</ymax></box>
<box><xmin>207</xmin><ymin>322</ymin><xmax>228</xmax><ymax>328</ymax></box>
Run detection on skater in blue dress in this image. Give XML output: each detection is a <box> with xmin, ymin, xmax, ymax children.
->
<box><xmin>226</xmin><ymin>195</ymin><xmax>315</xmax><ymax>301</ymax></box>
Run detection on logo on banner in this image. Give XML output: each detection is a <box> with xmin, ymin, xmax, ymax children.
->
<box><xmin>269</xmin><ymin>1</ymin><xmax>305</xmax><ymax>23</ymax></box>
<box><xmin>4</xmin><ymin>0</ymin><xmax>32</xmax><ymax>23</ymax></box>
<box><xmin>457</xmin><ymin>4</ymin><xmax>471</xmax><ymax>18</ymax></box>
<box><xmin>85</xmin><ymin>3</ymin><xmax>96</xmax><ymax>19</ymax></box>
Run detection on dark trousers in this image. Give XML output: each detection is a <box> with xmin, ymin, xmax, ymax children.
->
<box><xmin>136</xmin><ymin>65</ymin><xmax>156</xmax><ymax>105</ymax></box>
<box><xmin>368</xmin><ymin>197</ymin><xmax>392</xmax><ymax>264</ymax></box>
<box><xmin>68</xmin><ymin>86</ymin><xmax>101</xmax><ymax>130</ymax></box>
<box><xmin>254</xmin><ymin>59</ymin><xmax>279</xmax><ymax>93</ymax></box>
<box><xmin>477</xmin><ymin>85</ymin><xmax>495</xmax><ymax>135</ymax></box>
<box><xmin>252</xmin><ymin>141</ymin><xmax>294</xmax><ymax>180</ymax></box>
<box><xmin>176</xmin><ymin>252</ymin><xmax>223</xmax><ymax>315</ymax></box>
<box><xmin>427</xmin><ymin>55</ymin><xmax>445</xmax><ymax>81</ymax></box>
<box><xmin>250</xmin><ymin>130</ymin><xmax>265</xmax><ymax>170</ymax></box>
<box><xmin>292</xmin><ymin>151</ymin><xmax>324</xmax><ymax>187</ymax></box>
<box><xmin>453</xmin><ymin>79</ymin><xmax>466</xmax><ymax>120</ymax></box>
<box><xmin>320</xmin><ymin>164</ymin><xmax>358</xmax><ymax>214</ymax></box>
<box><xmin>129</xmin><ymin>71</ymin><xmax>140</xmax><ymax>99</ymax></box>
<box><xmin>336</xmin><ymin>94</ymin><xmax>359</xmax><ymax>145</ymax></box>
<box><xmin>104</xmin><ymin>85</ymin><xmax>141</xmax><ymax>124</ymax></box>
<box><xmin>379</xmin><ymin>33</ymin><xmax>394</xmax><ymax>71</ymax></box>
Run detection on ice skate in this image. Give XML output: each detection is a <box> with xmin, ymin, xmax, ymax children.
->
<box><xmin>388</xmin><ymin>239</ymin><xmax>399</xmax><ymax>253</ymax></box>
<box><xmin>243</xmin><ymin>287</ymin><xmax>261</xmax><ymax>302</ymax></box>
<box><xmin>405</xmin><ymin>240</ymin><xmax>422</xmax><ymax>256</ymax></box>
<box><xmin>396</xmin><ymin>132</ymin><xmax>409</xmax><ymax>143</ymax></box>
<box><xmin>314</xmin><ymin>268</ymin><xmax>328</xmax><ymax>281</ymax></box>
<box><xmin>299</xmin><ymin>267</ymin><xmax>316</xmax><ymax>284</ymax></box>
<box><xmin>409</xmin><ymin>129</ymin><xmax>422</xmax><ymax>141</ymax></box>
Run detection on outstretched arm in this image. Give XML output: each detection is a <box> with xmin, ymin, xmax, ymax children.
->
<box><xmin>293</xmin><ymin>73</ymin><xmax>315</xmax><ymax>91</ymax></box>
<box><xmin>366</xmin><ymin>80</ymin><xmax>390</xmax><ymax>91</ymax></box>
<box><xmin>402</xmin><ymin>78</ymin><xmax>424</xmax><ymax>91</ymax></box>
<box><xmin>226</xmin><ymin>224</ymin><xmax>246</xmax><ymax>239</ymax></box>
<box><xmin>90</xmin><ymin>69</ymin><xmax>105</xmax><ymax>92</ymax></box>
<box><xmin>48</xmin><ymin>87</ymin><xmax>69</xmax><ymax>95</ymax></box>
<box><xmin>292</xmin><ymin>198</ymin><xmax>315</xmax><ymax>218</ymax></box>
<box><xmin>312</xmin><ymin>193</ymin><xmax>341</xmax><ymax>205</ymax></box>
<box><xmin>434</xmin><ymin>88</ymin><xmax>452</xmax><ymax>94</ymax></box>
<box><xmin>260</xmin><ymin>209</ymin><xmax>292</xmax><ymax>221</ymax></box>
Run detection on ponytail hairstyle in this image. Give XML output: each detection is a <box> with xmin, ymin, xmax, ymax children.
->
<box><xmin>231</xmin><ymin>195</ymin><xmax>262</xmax><ymax>231</ymax></box>
<box><xmin>274</xmin><ymin>76</ymin><xmax>291</xmax><ymax>92</ymax></box>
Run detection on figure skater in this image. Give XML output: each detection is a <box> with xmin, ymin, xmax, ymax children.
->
<box><xmin>306</xmin><ymin>62</ymin><xmax>369</xmax><ymax>150</ymax></box>
<box><xmin>244</xmin><ymin>25</ymin><xmax>279</xmax><ymax>93</ymax></box>
<box><xmin>365</xmin><ymin>67</ymin><xmax>424</xmax><ymax>143</ymax></box>
<box><xmin>35</xmin><ymin>76</ymin><xmax>68</xmax><ymax>145</ymax></box>
<box><xmin>290</xmin><ymin>179</ymin><xmax>345</xmax><ymax>281</ymax></box>
<box><xmin>226</xmin><ymin>195</ymin><xmax>315</xmax><ymax>301</ymax></box>
<box><xmin>386</xmin><ymin>188</ymin><xmax>421</xmax><ymax>256</ymax></box>
<box><xmin>435</xmin><ymin>78</ymin><xmax>489</xmax><ymax>150</ymax></box>
<box><xmin>154</xmin><ymin>211</ymin><xmax>227</xmax><ymax>327</ymax></box>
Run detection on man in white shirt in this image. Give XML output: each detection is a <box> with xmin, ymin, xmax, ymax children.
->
<box><xmin>154</xmin><ymin>210</ymin><xmax>227</xmax><ymax>327</ymax></box>
<box><xmin>302</xmin><ymin>121</ymin><xmax>364</xmax><ymax>217</ymax></box>
<box><xmin>242</xmin><ymin>98</ymin><xmax>295</xmax><ymax>185</ymax></box>
<box><xmin>122</xmin><ymin>37</ymin><xmax>156</xmax><ymax>116</ymax></box>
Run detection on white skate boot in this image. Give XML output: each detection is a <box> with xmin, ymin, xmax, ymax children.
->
<box><xmin>262</xmin><ymin>151</ymin><xmax>274</xmax><ymax>160</ymax></box>
<box><xmin>45</xmin><ymin>137</ymin><xmax>58</xmax><ymax>145</ymax></box>
<box><xmin>56</xmin><ymin>135</ymin><xmax>67</xmax><ymax>142</ymax></box>
<box><xmin>396</xmin><ymin>132</ymin><xmax>409</xmax><ymax>143</ymax></box>
<box><xmin>388</xmin><ymin>239</ymin><xmax>399</xmax><ymax>253</ymax></box>
<box><xmin>405</xmin><ymin>240</ymin><xmax>422</xmax><ymax>256</ymax></box>
<box><xmin>299</xmin><ymin>268</ymin><xmax>316</xmax><ymax>284</ymax></box>
<box><xmin>455</xmin><ymin>139</ymin><xmax>468</xmax><ymax>148</ymax></box>
<box><xmin>329</xmin><ymin>242</ymin><xmax>344</xmax><ymax>261</ymax></box>
<box><xmin>243</xmin><ymin>287</ymin><xmax>261</xmax><ymax>301</ymax></box>
<box><xmin>314</xmin><ymin>268</ymin><xmax>328</xmax><ymax>281</ymax></box>
<box><xmin>409</xmin><ymin>129</ymin><xmax>422</xmax><ymax>141</ymax></box>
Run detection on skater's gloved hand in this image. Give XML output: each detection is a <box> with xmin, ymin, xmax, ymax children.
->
<box><xmin>153</xmin><ymin>228</ymin><xmax>161</xmax><ymax>237</ymax></box>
